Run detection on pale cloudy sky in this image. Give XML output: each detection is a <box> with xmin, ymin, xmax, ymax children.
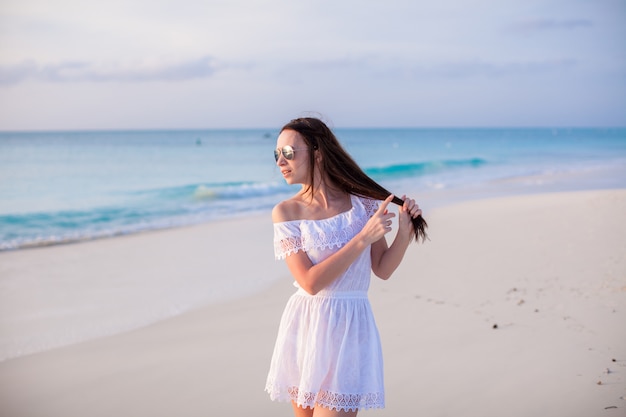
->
<box><xmin>0</xmin><ymin>0</ymin><xmax>624</xmax><ymax>130</ymax></box>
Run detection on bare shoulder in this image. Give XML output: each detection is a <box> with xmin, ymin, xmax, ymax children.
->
<box><xmin>272</xmin><ymin>197</ymin><xmax>305</xmax><ymax>223</ymax></box>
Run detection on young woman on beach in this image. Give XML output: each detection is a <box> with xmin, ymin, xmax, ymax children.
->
<box><xmin>265</xmin><ymin>117</ymin><xmax>427</xmax><ymax>417</ymax></box>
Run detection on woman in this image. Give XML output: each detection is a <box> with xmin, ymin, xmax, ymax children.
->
<box><xmin>265</xmin><ymin>117</ymin><xmax>427</xmax><ymax>416</ymax></box>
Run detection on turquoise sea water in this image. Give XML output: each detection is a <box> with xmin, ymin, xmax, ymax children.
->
<box><xmin>1</xmin><ymin>127</ymin><xmax>625</xmax><ymax>251</ymax></box>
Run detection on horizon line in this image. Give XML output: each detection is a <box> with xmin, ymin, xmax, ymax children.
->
<box><xmin>1</xmin><ymin>125</ymin><xmax>625</xmax><ymax>134</ymax></box>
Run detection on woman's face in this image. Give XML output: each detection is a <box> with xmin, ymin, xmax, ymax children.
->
<box><xmin>275</xmin><ymin>129</ymin><xmax>311</xmax><ymax>186</ymax></box>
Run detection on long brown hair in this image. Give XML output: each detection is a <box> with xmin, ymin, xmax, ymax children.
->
<box><xmin>281</xmin><ymin>117</ymin><xmax>428</xmax><ymax>243</ymax></box>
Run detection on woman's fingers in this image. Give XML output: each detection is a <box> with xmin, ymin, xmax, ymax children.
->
<box><xmin>377</xmin><ymin>194</ymin><xmax>395</xmax><ymax>215</ymax></box>
<box><xmin>400</xmin><ymin>196</ymin><xmax>422</xmax><ymax>218</ymax></box>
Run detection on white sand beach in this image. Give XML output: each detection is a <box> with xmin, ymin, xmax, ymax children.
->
<box><xmin>0</xmin><ymin>189</ymin><xmax>625</xmax><ymax>417</ymax></box>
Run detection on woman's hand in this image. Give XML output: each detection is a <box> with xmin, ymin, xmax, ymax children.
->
<box><xmin>359</xmin><ymin>194</ymin><xmax>396</xmax><ymax>245</ymax></box>
<box><xmin>397</xmin><ymin>194</ymin><xmax>422</xmax><ymax>240</ymax></box>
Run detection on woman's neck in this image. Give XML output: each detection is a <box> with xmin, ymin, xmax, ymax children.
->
<box><xmin>300</xmin><ymin>182</ymin><xmax>348</xmax><ymax>210</ymax></box>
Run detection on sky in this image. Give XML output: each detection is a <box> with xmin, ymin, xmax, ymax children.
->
<box><xmin>0</xmin><ymin>0</ymin><xmax>624</xmax><ymax>130</ymax></box>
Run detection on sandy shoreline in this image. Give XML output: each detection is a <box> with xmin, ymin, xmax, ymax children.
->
<box><xmin>1</xmin><ymin>189</ymin><xmax>625</xmax><ymax>416</ymax></box>
<box><xmin>0</xmin><ymin>213</ymin><xmax>285</xmax><ymax>361</ymax></box>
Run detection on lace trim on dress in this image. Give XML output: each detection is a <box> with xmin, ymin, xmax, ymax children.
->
<box><xmin>266</xmin><ymin>385</ymin><xmax>384</xmax><ymax>412</ymax></box>
<box><xmin>273</xmin><ymin>196</ymin><xmax>378</xmax><ymax>260</ymax></box>
<box><xmin>274</xmin><ymin>216</ymin><xmax>366</xmax><ymax>260</ymax></box>
<box><xmin>302</xmin><ymin>216</ymin><xmax>366</xmax><ymax>250</ymax></box>
<box><xmin>276</xmin><ymin>234</ymin><xmax>304</xmax><ymax>260</ymax></box>
<box><xmin>360</xmin><ymin>196</ymin><xmax>379</xmax><ymax>218</ymax></box>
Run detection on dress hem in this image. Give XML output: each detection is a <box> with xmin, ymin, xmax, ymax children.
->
<box><xmin>265</xmin><ymin>386</ymin><xmax>385</xmax><ymax>412</ymax></box>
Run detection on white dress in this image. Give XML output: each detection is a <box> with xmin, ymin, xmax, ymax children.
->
<box><xmin>265</xmin><ymin>195</ymin><xmax>385</xmax><ymax>412</ymax></box>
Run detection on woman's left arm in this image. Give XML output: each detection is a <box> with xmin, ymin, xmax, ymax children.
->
<box><xmin>371</xmin><ymin>195</ymin><xmax>421</xmax><ymax>280</ymax></box>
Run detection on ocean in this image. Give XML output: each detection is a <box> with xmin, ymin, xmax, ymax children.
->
<box><xmin>1</xmin><ymin>127</ymin><xmax>626</xmax><ymax>251</ymax></box>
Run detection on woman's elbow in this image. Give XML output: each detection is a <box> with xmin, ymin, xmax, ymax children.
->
<box><xmin>298</xmin><ymin>281</ymin><xmax>322</xmax><ymax>295</ymax></box>
<box><xmin>372</xmin><ymin>268</ymin><xmax>393</xmax><ymax>281</ymax></box>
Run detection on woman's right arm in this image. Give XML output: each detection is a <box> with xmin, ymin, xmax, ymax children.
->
<box><xmin>274</xmin><ymin>195</ymin><xmax>395</xmax><ymax>295</ymax></box>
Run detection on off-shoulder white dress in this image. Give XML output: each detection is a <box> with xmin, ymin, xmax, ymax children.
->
<box><xmin>265</xmin><ymin>195</ymin><xmax>385</xmax><ymax>412</ymax></box>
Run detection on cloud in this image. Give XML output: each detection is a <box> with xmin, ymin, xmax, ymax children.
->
<box><xmin>354</xmin><ymin>57</ymin><xmax>579</xmax><ymax>81</ymax></box>
<box><xmin>0</xmin><ymin>56</ymin><xmax>218</xmax><ymax>85</ymax></box>
<box><xmin>508</xmin><ymin>18</ymin><xmax>593</xmax><ymax>34</ymax></box>
<box><xmin>419</xmin><ymin>58</ymin><xmax>578</xmax><ymax>79</ymax></box>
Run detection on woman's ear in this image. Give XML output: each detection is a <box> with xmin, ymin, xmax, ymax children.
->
<box><xmin>315</xmin><ymin>148</ymin><xmax>322</xmax><ymax>163</ymax></box>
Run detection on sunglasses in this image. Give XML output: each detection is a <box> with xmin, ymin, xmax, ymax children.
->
<box><xmin>274</xmin><ymin>145</ymin><xmax>309</xmax><ymax>161</ymax></box>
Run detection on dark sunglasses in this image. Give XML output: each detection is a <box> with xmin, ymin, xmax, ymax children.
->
<box><xmin>274</xmin><ymin>145</ymin><xmax>309</xmax><ymax>161</ymax></box>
